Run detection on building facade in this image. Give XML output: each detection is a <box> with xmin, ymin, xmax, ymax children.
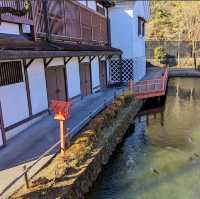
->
<box><xmin>109</xmin><ymin>0</ymin><xmax>150</xmax><ymax>82</ymax></box>
<box><xmin>0</xmin><ymin>0</ymin><xmax>149</xmax><ymax>148</ymax></box>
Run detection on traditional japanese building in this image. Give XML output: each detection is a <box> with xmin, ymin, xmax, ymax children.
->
<box><xmin>0</xmin><ymin>0</ymin><xmax>150</xmax><ymax>148</ymax></box>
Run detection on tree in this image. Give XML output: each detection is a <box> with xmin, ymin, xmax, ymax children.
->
<box><xmin>154</xmin><ymin>47</ymin><xmax>167</xmax><ymax>66</ymax></box>
<box><xmin>175</xmin><ymin>1</ymin><xmax>200</xmax><ymax>69</ymax></box>
<box><xmin>147</xmin><ymin>1</ymin><xmax>200</xmax><ymax>69</ymax></box>
<box><xmin>147</xmin><ymin>1</ymin><xmax>178</xmax><ymax>41</ymax></box>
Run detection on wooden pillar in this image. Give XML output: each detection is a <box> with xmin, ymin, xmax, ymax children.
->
<box><xmin>161</xmin><ymin>111</ymin><xmax>164</xmax><ymax>126</ymax></box>
<box><xmin>60</xmin><ymin>120</ymin><xmax>65</xmax><ymax>156</ymax></box>
<box><xmin>23</xmin><ymin>60</ymin><xmax>33</xmax><ymax>116</ymax></box>
<box><xmin>0</xmin><ymin>101</ymin><xmax>6</xmax><ymax>147</ymax></box>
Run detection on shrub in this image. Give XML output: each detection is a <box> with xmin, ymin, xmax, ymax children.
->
<box><xmin>154</xmin><ymin>47</ymin><xmax>167</xmax><ymax>65</ymax></box>
<box><xmin>75</xmin><ymin>130</ymin><xmax>96</xmax><ymax>145</ymax></box>
<box><xmin>123</xmin><ymin>91</ymin><xmax>134</xmax><ymax>105</ymax></box>
<box><xmin>86</xmin><ymin>116</ymin><xmax>105</xmax><ymax>134</ymax></box>
<box><xmin>62</xmin><ymin>92</ymin><xmax>134</xmax><ymax>171</ymax></box>
<box><xmin>112</xmin><ymin>99</ymin><xmax>123</xmax><ymax>109</ymax></box>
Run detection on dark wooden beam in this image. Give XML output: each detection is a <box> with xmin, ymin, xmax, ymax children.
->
<box><xmin>24</xmin><ymin>58</ymin><xmax>34</xmax><ymax>69</ymax></box>
<box><xmin>99</xmin><ymin>55</ymin><xmax>105</xmax><ymax>61</ymax></box>
<box><xmin>23</xmin><ymin>59</ymin><xmax>32</xmax><ymax>116</ymax></box>
<box><xmin>64</xmin><ymin>57</ymin><xmax>72</xmax><ymax>65</ymax></box>
<box><xmin>0</xmin><ymin>50</ymin><xmax>122</xmax><ymax>61</ymax></box>
<box><xmin>0</xmin><ymin>101</ymin><xmax>6</xmax><ymax>147</ymax></box>
<box><xmin>43</xmin><ymin>57</ymin><xmax>53</xmax><ymax>68</ymax></box>
<box><xmin>90</xmin><ymin>56</ymin><xmax>96</xmax><ymax>62</ymax></box>
<box><xmin>78</xmin><ymin>56</ymin><xmax>86</xmax><ymax>63</ymax></box>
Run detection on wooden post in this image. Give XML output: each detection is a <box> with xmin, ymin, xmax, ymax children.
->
<box><xmin>60</xmin><ymin>120</ymin><xmax>65</xmax><ymax>156</ymax></box>
<box><xmin>50</xmin><ymin>100</ymin><xmax>72</xmax><ymax>156</ymax></box>
<box><xmin>23</xmin><ymin>165</ymin><xmax>29</xmax><ymax>189</ymax></box>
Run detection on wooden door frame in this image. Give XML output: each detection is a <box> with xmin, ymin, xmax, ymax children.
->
<box><xmin>79</xmin><ymin>62</ymin><xmax>92</xmax><ymax>97</ymax></box>
<box><xmin>99</xmin><ymin>59</ymin><xmax>108</xmax><ymax>89</ymax></box>
<box><xmin>89</xmin><ymin>62</ymin><xmax>93</xmax><ymax>94</ymax></box>
<box><xmin>0</xmin><ymin>101</ymin><xmax>6</xmax><ymax>148</ymax></box>
<box><xmin>45</xmin><ymin>66</ymin><xmax>68</xmax><ymax>104</ymax></box>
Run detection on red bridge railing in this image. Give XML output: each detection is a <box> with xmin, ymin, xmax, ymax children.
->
<box><xmin>129</xmin><ymin>67</ymin><xmax>169</xmax><ymax>99</ymax></box>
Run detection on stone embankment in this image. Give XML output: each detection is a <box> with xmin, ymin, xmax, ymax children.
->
<box><xmin>12</xmin><ymin>92</ymin><xmax>143</xmax><ymax>199</ymax></box>
<box><xmin>169</xmin><ymin>68</ymin><xmax>200</xmax><ymax>77</ymax></box>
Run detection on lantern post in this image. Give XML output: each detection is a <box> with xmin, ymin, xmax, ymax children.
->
<box><xmin>50</xmin><ymin>100</ymin><xmax>72</xmax><ymax>156</ymax></box>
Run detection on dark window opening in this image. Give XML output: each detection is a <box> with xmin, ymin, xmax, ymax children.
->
<box><xmin>138</xmin><ymin>17</ymin><xmax>145</xmax><ymax>37</ymax></box>
<box><xmin>0</xmin><ymin>61</ymin><xmax>23</xmax><ymax>86</ymax></box>
<box><xmin>96</xmin><ymin>3</ymin><xmax>105</xmax><ymax>16</ymax></box>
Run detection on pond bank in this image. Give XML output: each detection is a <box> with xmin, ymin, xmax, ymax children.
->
<box><xmin>12</xmin><ymin>93</ymin><xmax>143</xmax><ymax>199</ymax></box>
<box><xmin>169</xmin><ymin>68</ymin><xmax>200</xmax><ymax>77</ymax></box>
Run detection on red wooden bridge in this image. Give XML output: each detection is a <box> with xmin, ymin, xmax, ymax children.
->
<box><xmin>129</xmin><ymin>67</ymin><xmax>169</xmax><ymax>100</ymax></box>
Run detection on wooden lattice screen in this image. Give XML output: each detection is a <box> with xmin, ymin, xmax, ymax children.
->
<box><xmin>33</xmin><ymin>0</ymin><xmax>108</xmax><ymax>44</ymax></box>
<box><xmin>0</xmin><ymin>61</ymin><xmax>23</xmax><ymax>86</ymax></box>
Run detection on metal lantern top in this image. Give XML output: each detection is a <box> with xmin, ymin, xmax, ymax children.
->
<box><xmin>50</xmin><ymin>100</ymin><xmax>72</xmax><ymax>121</ymax></box>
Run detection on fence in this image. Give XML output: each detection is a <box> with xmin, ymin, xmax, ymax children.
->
<box><xmin>146</xmin><ymin>41</ymin><xmax>200</xmax><ymax>68</ymax></box>
<box><xmin>129</xmin><ymin>67</ymin><xmax>169</xmax><ymax>99</ymax></box>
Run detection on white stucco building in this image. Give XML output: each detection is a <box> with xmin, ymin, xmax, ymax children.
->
<box><xmin>109</xmin><ymin>0</ymin><xmax>150</xmax><ymax>82</ymax></box>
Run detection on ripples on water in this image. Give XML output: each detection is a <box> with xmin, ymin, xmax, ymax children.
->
<box><xmin>87</xmin><ymin>78</ymin><xmax>200</xmax><ymax>199</ymax></box>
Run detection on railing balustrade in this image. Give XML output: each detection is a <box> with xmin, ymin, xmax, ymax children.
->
<box><xmin>0</xmin><ymin>0</ymin><xmax>33</xmax><ymax>25</ymax></box>
<box><xmin>129</xmin><ymin>67</ymin><xmax>169</xmax><ymax>99</ymax></box>
<box><xmin>32</xmin><ymin>0</ymin><xmax>108</xmax><ymax>44</ymax></box>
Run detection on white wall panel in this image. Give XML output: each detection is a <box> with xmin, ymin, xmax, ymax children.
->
<box><xmin>66</xmin><ymin>58</ymin><xmax>81</xmax><ymax>98</ymax></box>
<box><xmin>0</xmin><ymin>83</ymin><xmax>29</xmax><ymax>127</ymax></box>
<box><xmin>88</xmin><ymin>1</ymin><xmax>96</xmax><ymax>11</ymax></box>
<box><xmin>91</xmin><ymin>57</ymin><xmax>100</xmax><ymax>92</ymax></box>
<box><xmin>48</xmin><ymin>58</ymin><xmax>64</xmax><ymax>67</ymax></box>
<box><xmin>0</xmin><ymin>22</ymin><xmax>20</xmax><ymax>34</ymax></box>
<box><xmin>28</xmin><ymin>59</ymin><xmax>48</xmax><ymax>114</ymax></box>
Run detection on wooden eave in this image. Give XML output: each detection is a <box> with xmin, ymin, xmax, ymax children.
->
<box><xmin>0</xmin><ymin>50</ymin><xmax>121</xmax><ymax>60</ymax></box>
<box><xmin>0</xmin><ymin>34</ymin><xmax>122</xmax><ymax>60</ymax></box>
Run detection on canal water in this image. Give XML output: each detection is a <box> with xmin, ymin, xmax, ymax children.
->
<box><xmin>87</xmin><ymin>78</ymin><xmax>200</xmax><ymax>199</ymax></box>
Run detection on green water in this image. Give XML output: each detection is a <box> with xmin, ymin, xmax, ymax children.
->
<box><xmin>87</xmin><ymin>78</ymin><xmax>200</xmax><ymax>199</ymax></box>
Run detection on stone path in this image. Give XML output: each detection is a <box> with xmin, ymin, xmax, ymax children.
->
<box><xmin>143</xmin><ymin>67</ymin><xmax>164</xmax><ymax>80</ymax></box>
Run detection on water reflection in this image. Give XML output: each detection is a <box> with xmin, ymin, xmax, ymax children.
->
<box><xmin>87</xmin><ymin>78</ymin><xmax>200</xmax><ymax>199</ymax></box>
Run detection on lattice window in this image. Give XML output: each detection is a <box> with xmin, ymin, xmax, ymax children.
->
<box><xmin>109</xmin><ymin>59</ymin><xmax>134</xmax><ymax>83</ymax></box>
<box><xmin>0</xmin><ymin>61</ymin><xmax>23</xmax><ymax>86</ymax></box>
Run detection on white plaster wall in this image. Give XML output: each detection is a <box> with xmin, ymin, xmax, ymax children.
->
<box><xmin>134</xmin><ymin>0</ymin><xmax>150</xmax><ymax>21</ymax></box>
<box><xmin>78</xmin><ymin>0</ymin><xmax>87</xmax><ymax>6</ymax></box>
<box><xmin>80</xmin><ymin>56</ymin><xmax>90</xmax><ymax>63</ymax></box>
<box><xmin>48</xmin><ymin>57</ymin><xmax>64</xmax><ymax>67</ymax></box>
<box><xmin>88</xmin><ymin>1</ymin><xmax>96</xmax><ymax>11</ymax></box>
<box><xmin>0</xmin><ymin>83</ymin><xmax>29</xmax><ymax>127</ymax></box>
<box><xmin>0</xmin><ymin>22</ymin><xmax>20</xmax><ymax>35</ymax></box>
<box><xmin>66</xmin><ymin>58</ymin><xmax>81</xmax><ymax>99</ymax></box>
<box><xmin>109</xmin><ymin>0</ymin><xmax>149</xmax><ymax>81</ymax></box>
<box><xmin>28</xmin><ymin>59</ymin><xmax>48</xmax><ymax>114</ymax></box>
<box><xmin>91</xmin><ymin>57</ymin><xmax>100</xmax><ymax>92</ymax></box>
<box><xmin>109</xmin><ymin>2</ymin><xmax>134</xmax><ymax>59</ymax></box>
<box><xmin>0</xmin><ymin>128</ymin><xmax>3</xmax><ymax>146</ymax></box>
<box><xmin>134</xmin><ymin>56</ymin><xmax>146</xmax><ymax>82</ymax></box>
